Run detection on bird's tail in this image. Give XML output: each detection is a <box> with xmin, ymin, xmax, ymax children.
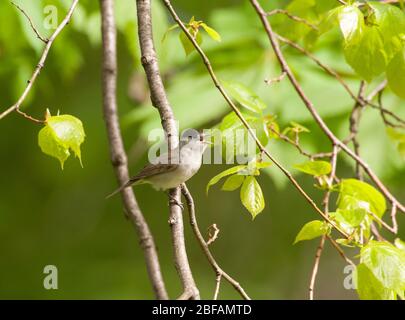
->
<box><xmin>106</xmin><ymin>178</ymin><xmax>140</xmax><ymax>199</ymax></box>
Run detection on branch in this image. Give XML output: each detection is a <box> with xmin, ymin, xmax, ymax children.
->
<box><xmin>309</xmin><ymin>144</ymin><xmax>338</xmax><ymax>300</ymax></box>
<box><xmin>136</xmin><ymin>0</ymin><xmax>199</xmax><ymax>300</ymax></box>
<box><xmin>181</xmin><ymin>184</ymin><xmax>251</xmax><ymax>300</ymax></box>
<box><xmin>346</xmin><ymin>82</ymin><xmax>366</xmax><ymax>180</ymax></box>
<box><xmin>249</xmin><ymin>0</ymin><xmax>405</xmax><ymax>214</ymax></box>
<box><xmin>266</xmin><ymin>9</ymin><xmax>318</xmax><ymax>31</ymax></box>
<box><xmin>0</xmin><ymin>0</ymin><xmax>79</xmax><ymax>122</ymax></box>
<box><xmin>99</xmin><ymin>0</ymin><xmax>168</xmax><ymax>300</ymax></box>
<box><xmin>162</xmin><ymin>0</ymin><xmax>349</xmax><ymax>239</ymax></box>
<box><xmin>11</xmin><ymin>1</ymin><xmax>48</xmax><ymax>43</ymax></box>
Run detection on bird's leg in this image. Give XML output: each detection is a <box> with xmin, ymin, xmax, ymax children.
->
<box><xmin>166</xmin><ymin>190</ymin><xmax>184</xmax><ymax>211</ymax></box>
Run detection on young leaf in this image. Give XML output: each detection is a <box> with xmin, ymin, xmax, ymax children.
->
<box><xmin>336</xmin><ymin>195</ymin><xmax>368</xmax><ymax>227</ymax></box>
<box><xmin>368</xmin><ymin>2</ymin><xmax>405</xmax><ymax>59</ymax></box>
<box><xmin>338</xmin><ymin>5</ymin><xmax>364</xmax><ymax>43</ymax></box>
<box><xmin>339</xmin><ymin>179</ymin><xmax>386</xmax><ymax>218</ymax></box>
<box><xmin>387</xmin><ymin>48</ymin><xmax>405</xmax><ymax>99</ymax></box>
<box><xmin>221</xmin><ymin>174</ymin><xmax>245</xmax><ymax>191</ymax></box>
<box><xmin>293</xmin><ymin>160</ymin><xmax>331</xmax><ymax>176</ymax></box>
<box><xmin>360</xmin><ymin>241</ymin><xmax>405</xmax><ymax>294</ymax></box>
<box><xmin>38</xmin><ymin>113</ymin><xmax>85</xmax><ymax>169</ymax></box>
<box><xmin>179</xmin><ymin>28</ymin><xmax>202</xmax><ymax>56</ymax></box>
<box><xmin>356</xmin><ymin>263</ymin><xmax>397</xmax><ymax>300</ymax></box>
<box><xmin>200</xmin><ymin>23</ymin><xmax>221</xmax><ymax>42</ymax></box>
<box><xmin>294</xmin><ymin>220</ymin><xmax>329</xmax><ymax>244</ymax></box>
<box><xmin>240</xmin><ymin>176</ymin><xmax>265</xmax><ymax>219</ymax></box>
<box><xmin>222</xmin><ymin>80</ymin><xmax>267</xmax><ymax>113</ymax></box>
<box><xmin>206</xmin><ymin>165</ymin><xmax>247</xmax><ymax>194</ymax></box>
<box><xmin>162</xmin><ymin>24</ymin><xmax>179</xmax><ymax>43</ymax></box>
<box><xmin>344</xmin><ymin>25</ymin><xmax>387</xmax><ymax>82</ymax></box>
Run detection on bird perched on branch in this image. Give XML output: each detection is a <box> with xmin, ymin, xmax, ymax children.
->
<box><xmin>107</xmin><ymin>129</ymin><xmax>209</xmax><ymax>198</ymax></box>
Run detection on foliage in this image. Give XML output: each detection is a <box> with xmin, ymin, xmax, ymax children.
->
<box><xmin>38</xmin><ymin>110</ymin><xmax>85</xmax><ymax>169</ymax></box>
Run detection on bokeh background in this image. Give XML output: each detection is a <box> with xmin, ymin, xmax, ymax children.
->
<box><xmin>0</xmin><ymin>0</ymin><xmax>404</xmax><ymax>299</ymax></box>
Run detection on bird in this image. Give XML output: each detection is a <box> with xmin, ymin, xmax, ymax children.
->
<box><xmin>107</xmin><ymin>129</ymin><xmax>209</xmax><ymax>198</ymax></box>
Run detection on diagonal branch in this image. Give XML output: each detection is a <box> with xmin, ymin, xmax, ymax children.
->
<box><xmin>0</xmin><ymin>0</ymin><xmax>80</xmax><ymax>122</ymax></box>
<box><xmin>162</xmin><ymin>0</ymin><xmax>349</xmax><ymax>239</ymax></box>
<box><xmin>100</xmin><ymin>0</ymin><xmax>168</xmax><ymax>300</ymax></box>
<box><xmin>181</xmin><ymin>184</ymin><xmax>251</xmax><ymax>300</ymax></box>
<box><xmin>249</xmin><ymin>0</ymin><xmax>405</xmax><ymax>214</ymax></box>
<box><xmin>136</xmin><ymin>0</ymin><xmax>199</xmax><ymax>300</ymax></box>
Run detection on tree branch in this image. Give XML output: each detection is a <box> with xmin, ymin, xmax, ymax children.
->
<box><xmin>0</xmin><ymin>0</ymin><xmax>79</xmax><ymax>122</ymax></box>
<box><xmin>100</xmin><ymin>0</ymin><xmax>168</xmax><ymax>300</ymax></box>
<box><xmin>249</xmin><ymin>0</ymin><xmax>405</xmax><ymax>214</ymax></box>
<box><xmin>181</xmin><ymin>184</ymin><xmax>251</xmax><ymax>300</ymax></box>
<box><xmin>136</xmin><ymin>0</ymin><xmax>199</xmax><ymax>300</ymax></box>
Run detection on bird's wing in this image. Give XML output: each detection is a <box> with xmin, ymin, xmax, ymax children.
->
<box><xmin>132</xmin><ymin>163</ymin><xmax>179</xmax><ymax>180</ymax></box>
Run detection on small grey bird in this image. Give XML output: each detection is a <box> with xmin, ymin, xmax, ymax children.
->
<box><xmin>107</xmin><ymin>130</ymin><xmax>209</xmax><ymax>198</ymax></box>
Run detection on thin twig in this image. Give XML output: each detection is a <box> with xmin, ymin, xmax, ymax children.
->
<box><xmin>266</xmin><ymin>9</ymin><xmax>318</xmax><ymax>31</ymax></box>
<box><xmin>162</xmin><ymin>0</ymin><xmax>350</xmax><ymax>239</ymax></box>
<box><xmin>269</xmin><ymin>126</ymin><xmax>332</xmax><ymax>160</ymax></box>
<box><xmin>136</xmin><ymin>0</ymin><xmax>199</xmax><ymax>300</ymax></box>
<box><xmin>326</xmin><ymin>235</ymin><xmax>355</xmax><ymax>266</ymax></box>
<box><xmin>346</xmin><ymin>82</ymin><xmax>366</xmax><ymax>180</ymax></box>
<box><xmin>99</xmin><ymin>0</ymin><xmax>168</xmax><ymax>300</ymax></box>
<box><xmin>265</xmin><ymin>71</ymin><xmax>287</xmax><ymax>85</ymax></box>
<box><xmin>11</xmin><ymin>1</ymin><xmax>48</xmax><ymax>43</ymax></box>
<box><xmin>0</xmin><ymin>0</ymin><xmax>80</xmax><ymax>122</ymax></box>
<box><xmin>249</xmin><ymin>0</ymin><xmax>405</xmax><ymax>214</ymax></box>
<box><xmin>309</xmin><ymin>144</ymin><xmax>339</xmax><ymax>300</ymax></box>
<box><xmin>213</xmin><ymin>274</ymin><xmax>222</xmax><ymax>300</ymax></box>
<box><xmin>181</xmin><ymin>184</ymin><xmax>251</xmax><ymax>300</ymax></box>
<box><xmin>207</xmin><ymin>224</ymin><xmax>220</xmax><ymax>246</ymax></box>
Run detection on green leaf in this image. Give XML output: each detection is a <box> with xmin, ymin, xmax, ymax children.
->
<box><xmin>368</xmin><ymin>2</ymin><xmax>405</xmax><ymax>59</ymax></box>
<box><xmin>293</xmin><ymin>160</ymin><xmax>331</xmax><ymax>176</ymax></box>
<box><xmin>200</xmin><ymin>23</ymin><xmax>221</xmax><ymax>42</ymax></box>
<box><xmin>336</xmin><ymin>195</ymin><xmax>368</xmax><ymax>227</ymax></box>
<box><xmin>339</xmin><ymin>179</ymin><xmax>386</xmax><ymax>218</ymax></box>
<box><xmin>222</xmin><ymin>80</ymin><xmax>267</xmax><ymax>113</ymax></box>
<box><xmin>290</xmin><ymin>121</ymin><xmax>310</xmax><ymax>133</ymax></box>
<box><xmin>162</xmin><ymin>24</ymin><xmax>179</xmax><ymax>42</ymax></box>
<box><xmin>338</xmin><ymin>5</ymin><xmax>364</xmax><ymax>43</ymax></box>
<box><xmin>179</xmin><ymin>28</ymin><xmax>202</xmax><ymax>56</ymax></box>
<box><xmin>206</xmin><ymin>165</ymin><xmax>247</xmax><ymax>194</ymax></box>
<box><xmin>38</xmin><ymin>113</ymin><xmax>85</xmax><ymax>169</ymax></box>
<box><xmin>356</xmin><ymin>263</ymin><xmax>397</xmax><ymax>300</ymax></box>
<box><xmin>294</xmin><ymin>220</ymin><xmax>329</xmax><ymax>244</ymax></box>
<box><xmin>240</xmin><ymin>176</ymin><xmax>265</xmax><ymax>219</ymax></box>
<box><xmin>221</xmin><ymin>174</ymin><xmax>245</xmax><ymax>191</ymax></box>
<box><xmin>387</xmin><ymin>47</ymin><xmax>405</xmax><ymax>99</ymax></box>
<box><xmin>344</xmin><ymin>25</ymin><xmax>387</xmax><ymax>82</ymax></box>
<box><xmin>361</xmin><ymin>241</ymin><xmax>405</xmax><ymax>294</ymax></box>
<box><xmin>319</xmin><ymin>6</ymin><xmax>341</xmax><ymax>35</ymax></box>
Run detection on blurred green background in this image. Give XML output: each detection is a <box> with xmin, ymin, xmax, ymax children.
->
<box><xmin>0</xmin><ymin>0</ymin><xmax>404</xmax><ymax>299</ymax></box>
